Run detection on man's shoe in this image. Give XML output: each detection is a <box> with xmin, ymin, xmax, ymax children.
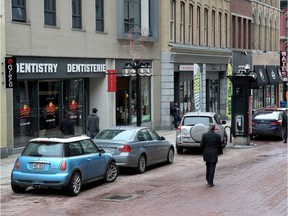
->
<box><xmin>284</xmin><ymin>141</ymin><xmax>287</xmax><ymax>143</ymax></box>
<box><xmin>208</xmin><ymin>184</ymin><xmax>214</xmax><ymax>187</ymax></box>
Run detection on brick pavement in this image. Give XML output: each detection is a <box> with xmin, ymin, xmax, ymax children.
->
<box><xmin>1</xmin><ymin>128</ymin><xmax>287</xmax><ymax>216</ymax></box>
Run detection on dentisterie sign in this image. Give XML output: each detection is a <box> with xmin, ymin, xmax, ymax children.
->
<box><xmin>193</xmin><ymin>64</ymin><xmax>201</xmax><ymax>112</ymax></box>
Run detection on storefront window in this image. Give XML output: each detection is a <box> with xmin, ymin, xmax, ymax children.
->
<box><xmin>131</xmin><ymin>77</ymin><xmax>151</xmax><ymax>124</ymax></box>
<box><xmin>265</xmin><ymin>85</ymin><xmax>276</xmax><ymax>107</ymax></box>
<box><xmin>252</xmin><ymin>87</ymin><xmax>264</xmax><ymax>109</ymax></box>
<box><xmin>179</xmin><ymin>81</ymin><xmax>193</xmax><ymax>116</ymax></box>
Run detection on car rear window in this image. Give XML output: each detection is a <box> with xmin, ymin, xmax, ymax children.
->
<box><xmin>22</xmin><ymin>142</ymin><xmax>63</xmax><ymax>157</ymax></box>
<box><xmin>96</xmin><ymin>130</ymin><xmax>134</xmax><ymax>140</ymax></box>
<box><xmin>182</xmin><ymin>116</ymin><xmax>212</xmax><ymax>126</ymax></box>
<box><xmin>253</xmin><ymin>111</ymin><xmax>281</xmax><ymax>120</ymax></box>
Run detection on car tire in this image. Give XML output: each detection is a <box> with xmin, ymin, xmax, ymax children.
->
<box><xmin>11</xmin><ymin>183</ymin><xmax>27</xmax><ymax>193</ymax></box>
<box><xmin>166</xmin><ymin>147</ymin><xmax>174</xmax><ymax>164</ymax></box>
<box><xmin>222</xmin><ymin>132</ymin><xmax>228</xmax><ymax>148</ymax></box>
<box><xmin>190</xmin><ymin>124</ymin><xmax>208</xmax><ymax>142</ymax></box>
<box><xmin>176</xmin><ymin>147</ymin><xmax>184</xmax><ymax>154</ymax></box>
<box><xmin>105</xmin><ymin>161</ymin><xmax>118</xmax><ymax>183</ymax></box>
<box><xmin>136</xmin><ymin>154</ymin><xmax>146</xmax><ymax>174</ymax></box>
<box><xmin>66</xmin><ymin>172</ymin><xmax>82</xmax><ymax>196</ymax></box>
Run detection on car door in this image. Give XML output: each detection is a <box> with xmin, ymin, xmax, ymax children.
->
<box><xmin>137</xmin><ymin>129</ymin><xmax>156</xmax><ymax>165</ymax></box>
<box><xmin>81</xmin><ymin>139</ymin><xmax>106</xmax><ymax>180</ymax></box>
<box><xmin>147</xmin><ymin>129</ymin><xmax>167</xmax><ymax>163</ymax></box>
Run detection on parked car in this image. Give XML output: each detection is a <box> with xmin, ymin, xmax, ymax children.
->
<box><xmin>11</xmin><ymin>135</ymin><xmax>118</xmax><ymax>196</ymax></box>
<box><xmin>176</xmin><ymin>112</ymin><xmax>227</xmax><ymax>154</ymax></box>
<box><xmin>250</xmin><ymin>108</ymin><xmax>285</xmax><ymax>139</ymax></box>
<box><xmin>94</xmin><ymin>126</ymin><xmax>174</xmax><ymax>173</ymax></box>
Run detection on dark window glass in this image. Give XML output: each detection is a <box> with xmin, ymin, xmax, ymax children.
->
<box><xmin>124</xmin><ymin>0</ymin><xmax>141</xmax><ymax>33</ymax></box>
<box><xmin>12</xmin><ymin>0</ymin><xmax>26</xmax><ymax>22</ymax></box>
<box><xmin>96</xmin><ymin>0</ymin><xmax>104</xmax><ymax>31</ymax></box>
<box><xmin>44</xmin><ymin>0</ymin><xmax>56</xmax><ymax>26</ymax></box>
<box><xmin>72</xmin><ymin>0</ymin><xmax>82</xmax><ymax>29</ymax></box>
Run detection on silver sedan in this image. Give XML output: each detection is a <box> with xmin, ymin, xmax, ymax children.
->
<box><xmin>93</xmin><ymin>126</ymin><xmax>174</xmax><ymax>173</ymax></box>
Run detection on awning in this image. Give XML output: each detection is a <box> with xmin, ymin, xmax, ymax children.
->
<box><xmin>254</xmin><ymin>65</ymin><xmax>269</xmax><ymax>86</ymax></box>
<box><xmin>266</xmin><ymin>66</ymin><xmax>283</xmax><ymax>85</ymax></box>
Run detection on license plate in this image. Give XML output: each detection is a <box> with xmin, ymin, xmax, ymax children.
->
<box><xmin>182</xmin><ymin>137</ymin><xmax>191</xmax><ymax>142</ymax></box>
<box><xmin>33</xmin><ymin>162</ymin><xmax>44</xmax><ymax>170</ymax></box>
<box><xmin>103</xmin><ymin>148</ymin><xmax>115</xmax><ymax>154</ymax></box>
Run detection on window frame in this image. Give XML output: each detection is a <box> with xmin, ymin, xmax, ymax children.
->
<box><xmin>95</xmin><ymin>0</ymin><xmax>104</xmax><ymax>32</ymax></box>
<box><xmin>188</xmin><ymin>4</ymin><xmax>193</xmax><ymax>44</ymax></box>
<box><xmin>12</xmin><ymin>0</ymin><xmax>26</xmax><ymax>22</ymax></box>
<box><xmin>44</xmin><ymin>0</ymin><xmax>56</xmax><ymax>26</ymax></box>
<box><xmin>124</xmin><ymin>0</ymin><xmax>141</xmax><ymax>33</ymax></box>
<box><xmin>170</xmin><ymin>0</ymin><xmax>176</xmax><ymax>42</ymax></box>
<box><xmin>72</xmin><ymin>0</ymin><xmax>82</xmax><ymax>29</ymax></box>
<box><xmin>180</xmin><ymin>1</ymin><xmax>185</xmax><ymax>43</ymax></box>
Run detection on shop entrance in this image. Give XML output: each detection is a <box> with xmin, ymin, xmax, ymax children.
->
<box><xmin>116</xmin><ymin>77</ymin><xmax>130</xmax><ymax>125</ymax></box>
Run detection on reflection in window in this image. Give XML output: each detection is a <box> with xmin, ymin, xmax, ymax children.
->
<box><xmin>124</xmin><ymin>0</ymin><xmax>141</xmax><ymax>33</ymax></box>
<box><xmin>72</xmin><ymin>0</ymin><xmax>82</xmax><ymax>29</ymax></box>
<box><xmin>44</xmin><ymin>0</ymin><xmax>56</xmax><ymax>26</ymax></box>
<box><xmin>96</xmin><ymin>0</ymin><xmax>104</xmax><ymax>32</ymax></box>
<box><xmin>12</xmin><ymin>0</ymin><xmax>26</xmax><ymax>22</ymax></box>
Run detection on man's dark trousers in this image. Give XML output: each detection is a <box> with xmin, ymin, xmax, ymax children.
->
<box><xmin>206</xmin><ymin>162</ymin><xmax>217</xmax><ymax>184</ymax></box>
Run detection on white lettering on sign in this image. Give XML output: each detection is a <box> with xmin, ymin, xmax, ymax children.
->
<box><xmin>17</xmin><ymin>63</ymin><xmax>58</xmax><ymax>73</ymax></box>
<box><xmin>179</xmin><ymin>65</ymin><xmax>194</xmax><ymax>71</ymax></box>
<box><xmin>67</xmin><ymin>64</ymin><xmax>106</xmax><ymax>73</ymax></box>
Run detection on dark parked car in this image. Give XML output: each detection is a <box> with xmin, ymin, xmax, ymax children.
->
<box><xmin>250</xmin><ymin>109</ymin><xmax>285</xmax><ymax>139</ymax></box>
<box><xmin>94</xmin><ymin>126</ymin><xmax>174</xmax><ymax>173</ymax></box>
<box><xmin>11</xmin><ymin>135</ymin><xmax>118</xmax><ymax>196</ymax></box>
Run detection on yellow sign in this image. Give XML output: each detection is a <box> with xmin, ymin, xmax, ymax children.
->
<box><xmin>226</xmin><ymin>63</ymin><xmax>232</xmax><ymax>119</ymax></box>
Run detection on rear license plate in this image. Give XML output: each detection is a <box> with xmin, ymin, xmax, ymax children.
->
<box><xmin>182</xmin><ymin>137</ymin><xmax>191</xmax><ymax>142</ymax></box>
<box><xmin>33</xmin><ymin>162</ymin><xmax>44</xmax><ymax>170</ymax></box>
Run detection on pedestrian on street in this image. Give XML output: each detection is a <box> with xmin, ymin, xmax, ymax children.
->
<box><xmin>200</xmin><ymin>123</ymin><xmax>223</xmax><ymax>187</ymax></box>
<box><xmin>87</xmin><ymin>108</ymin><xmax>100</xmax><ymax>139</ymax></box>
<box><xmin>282</xmin><ymin>109</ymin><xmax>287</xmax><ymax>143</ymax></box>
<box><xmin>170</xmin><ymin>102</ymin><xmax>181</xmax><ymax>129</ymax></box>
<box><xmin>59</xmin><ymin>112</ymin><xmax>75</xmax><ymax>135</ymax></box>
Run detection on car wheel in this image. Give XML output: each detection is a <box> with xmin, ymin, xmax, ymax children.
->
<box><xmin>11</xmin><ymin>183</ymin><xmax>27</xmax><ymax>193</ymax></box>
<box><xmin>166</xmin><ymin>147</ymin><xmax>174</xmax><ymax>164</ymax></box>
<box><xmin>66</xmin><ymin>172</ymin><xmax>82</xmax><ymax>196</ymax></box>
<box><xmin>176</xmin><ymin>147</ymin><xmax>183</xmax><ymax>154</ymax></box>
<box><xmin>222</xmin><ymin>132</ymin><xmax>228</xmax><ymax>148</ymax></box>
<box><xmin>136</xmin><ymin>154</ymin><xmax>146</xmax><ymax>174</ymax></box>
<box><xmin>105</xmin><ymin>161</ymin><xmax>118</xmax><ymax>183</ymax></box>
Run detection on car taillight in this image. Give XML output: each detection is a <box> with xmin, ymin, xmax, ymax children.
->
<box><xmin>214</xmin><ymin>126</ymin><xmax>219</xmax><ymax>132</ymax></box>
<box><xmin>177</xmin><ymin>125</ymin><xmax>182</xmax><ymax>132</ymax></box>
<box><xmin>14</xmin><ymin>159</ymin><xmax>20</xmax><ymax>170</ymax></box>
<box><xmin>60</xmin><ymin>160</ymin><xmax>67</xmax><ymax>171</ymax></box>
<box><xmin>118</xmin><ymin>144</ymin><xmax>131</xmax><ymax>152</ymax></box>
<box><xmin>271</xmin><ymin>121</ymin><xmax>281</xmax><ymax>126</ymax></box>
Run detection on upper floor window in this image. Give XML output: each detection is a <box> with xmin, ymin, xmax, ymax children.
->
<box><xmin>211</xmin><ymin>10</ymin><xmax>215</xmax><ymax>47</ymax></box>
<box><xmin>196</xmin><ymin>6</ymin><xmax>200</xmax><ymax>45</ymax></box>
<box><xmin>224</xmin><ymin>13</ymin><xmax>228</xmax><ymax>48</ymax></box>
<box><xmin>72</xmin><ymin>0</ymin><xmax>82</xmax><ymax>29</ymax></box>
<box><xmin>12</xmin><ymin>0</ymin><xmax>26</xmax><ymax>22</ymax></box>
<box><xmin>218</xmin><ymin>12</ymin><xmax>222</xmax><ymax>47</ymax></box>
<box><xmin>188</xmin><ymin>4</ymin><xmax>193</xmax><ymax>44</ymax></box>
<box><xmin>96</xmin><ymin>0</ymin><xmax>104</xmax><ymax>32</ymax></box>
<box><xmin>44</xmin><ymin>0</ymin><xmax>56</xmax><ymax>26</ymax></box>
<box><xmin>124</xmin><ymin>0</ymin><xmax>141</xmax><ymax>33</ymax></box>
<box><xmin>180</xmin><ymin>2</ymin><xmax>185</xmax><ymax>43</ymax></box>
<box><xmin>170</xmin><ymin>0</ymin><xmax>175</xmax><ymax>42</ymax></box>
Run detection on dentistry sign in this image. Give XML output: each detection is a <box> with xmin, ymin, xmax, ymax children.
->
<box><xmin>5</xmin><ymin>57</ymin><xmax>17</xmax><ymax>88</ymax></box>
<box><xmin>193</xmin><ymin>64</ymin><xmax>201</xmax><ymax>112</ymax></box>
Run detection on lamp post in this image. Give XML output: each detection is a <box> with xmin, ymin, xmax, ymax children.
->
<box><xmin>122</xmin><ymin>61</ymin><xmax>152</xmax><ymax>126</ymax></box>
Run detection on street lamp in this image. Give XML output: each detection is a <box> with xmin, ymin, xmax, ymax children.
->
<box><xmin>122</xmin><ymin>60</ymin><xmax>152</xmax><ymax>126</ymax></box>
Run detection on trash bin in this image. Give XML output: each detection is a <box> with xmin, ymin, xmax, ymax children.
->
<box><xmin>280</xmin><ymin>101</ymin><xmax>286</xmax><ymax>108</ymax></box>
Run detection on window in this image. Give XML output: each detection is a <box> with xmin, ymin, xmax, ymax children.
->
<box><xmin>170</xmin><ymin>0</ymin><xmax>175</xmax><ymax>42</ymax></box>
<box><xmin>188</xmin><ymin>4</ymin><xmax>193</xmax><ymax>44</ymax></box>
<box><xmin>204</xmin><ymin>8</ymin><xmax>208</xmax><ymax>46</ymax></box>
<box><xmin>72</xmin><ymin>0</ymin><xmax>82</xmax><ymax>29</ymax></box>
<box><xmin>44</xmin><ymin>0</ymin><xmax>56</xmax><ymax>26</ymax></box>
<box><xmin>196</xmin><ymin>6</ymin><xmax>200</xmax><ymax>45</ymax></box>
<box><xmin>12</xmin><ymin>0</ymin><xmax>26</xmax><ymax>22</ymax></box>
<box><xmin>224</xmin><ymin>13</ymin><xmax>228</xmax><ymax>48</ymax></box>
<box><xmin>81</xmin><ymin>139</ymin><xmax>99</xmax><ymax>154</ymax></box>
<box><xmin>180</xmin><ymin>2</ymin><xmax>185</xmax><ymax>43</ymax></box>
<box><xmin>124</xmin><ymin>0</ymin><xmax>141</xmax><ymax>33</ymax></box>
<box><xmin>211</xmin><ymin>10</ymin><xmax>215</xmax><ymax>46</ymax></box>
<box><xmin>96</xmin><ymin>0</ymin><xmax>104</xmax><ymax>32</ymax></box>
<box><xmin>218</xmin><ymin>12</ymin><xmax>222</xmax><ymax>47</ymax></box>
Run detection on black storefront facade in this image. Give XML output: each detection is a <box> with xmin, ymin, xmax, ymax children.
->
<box><xmin>13</xmin><ymin>56</ymin><xmax>106</xmax><ymax>148</ymax></box>
<box><xmin>252</xmin><ymin>65</ymin><xmax>283</xmax><ymax>110</ymax></box>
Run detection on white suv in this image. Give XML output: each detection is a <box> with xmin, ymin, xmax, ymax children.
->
<box><xmin>176</xmin><ymin>112</ymin><xmax>228</xmax><ymax>154</ymax></box>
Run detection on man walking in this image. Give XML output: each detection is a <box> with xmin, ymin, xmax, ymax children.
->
<box><xmin>87</xmin><ymin>108</ymin><xmax>100</xmax><ymax>139</ymax></box>
<box><xmin>282</xmin><ymin>109</ymin><xmax>287</xmax><ymax>143</ymax></box>
<box><xmin>59</xmin><ymin>112</ymin><xmax>75</xmax><ymax>135</ymax></box>
<box><xmin>200</xmin><ymin>124</ymin><xmax>223</xmax><ymax>187</ymax></box>
<box><xmin>170</xmin><ymin>102</ymin><xmax>181</xmax><ymax>129</ymax></box>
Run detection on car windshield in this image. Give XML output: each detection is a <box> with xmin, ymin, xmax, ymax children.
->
<box><xmin>253</xmin><ymin>111</ymin><xmax>281</xmax><ymax>120</ymax></box>
<box><xmin>96</xmin><ymin>129</ymin><xmax>135</xmax><ymax>141</ymax></box>
<box><xmin>182</xmin><ymin>116</ymin><xmax>212</xmax><ymax>126</ymax></box>
<box><xmin>22</xmin><ymin>142</ymin><xmax>63</xmax><ymax>157</ymax></box>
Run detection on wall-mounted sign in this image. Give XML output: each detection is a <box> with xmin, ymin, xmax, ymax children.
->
<box><xmin>280</xmin><ymin>51</ymin><xmax>287</xmax><ymax>78</ymax></box>
<box><xmin>179</xmin><ymin>65</ymin><xmax>194</xmax><ymax>71</ymax></box>
<box><xmin>193</xmin><ymin>64</ymin><xmax>201</xmax><ymax>112</ymax></box>
<box><xmin>107</xmin><ymin>70</ymin><xmax>117</xmax><ymax>92</ymax></box>
<box><xmin>5</xmin><ymin>57</ymin><xmax>17</xmax><ymax>88</ymax></box>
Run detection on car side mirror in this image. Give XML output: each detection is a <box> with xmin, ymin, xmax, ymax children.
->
<box><xmin>160</xmin><ymin>136</ymin><xmax>165</xmax><ymax>140</ymax></box>
<box><xmin>99</xmin><ymin>149</ymin><xmax>105</xmax><ymax>155</ymax></box>
<box><xmin>221</xmin><ymin>120</ymin><xmax>227</xmax><ymax>124</ymax></box>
